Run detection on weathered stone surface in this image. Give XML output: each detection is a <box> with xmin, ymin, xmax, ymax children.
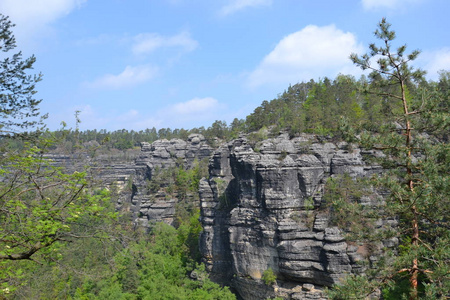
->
<box><xmin>130</xmin><ymin>134</ymin><xmax>213</xmax><ymax>226</ymax></box>
<box><xmin>136</xmin><ymin>134</ymin><xmax>212</xmax><ymax>169</ymax></box>
<box><xmin>44</xmin><ymin>150</ymin><xmax>144</xmax><ymax>210</ymax></box>
<box><xmin>46</xmin><ymin>131</ymin><xmax>391</xmax><ymax>300</ymax></box>
<box><xmin>199</xmin><ymin>133</ymin><xmax>387</xmax><ymax>300</ymax></box>
<box><xmin>50</xmin><ymin>134</ymin><xmax>213</xmax><ymax>227</ymax></box>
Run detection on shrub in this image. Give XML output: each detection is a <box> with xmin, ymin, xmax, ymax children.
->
<box><xmin>262</xmin><ymin>268</ymin><xmax>277</xmax><ymax>286</ymax></box>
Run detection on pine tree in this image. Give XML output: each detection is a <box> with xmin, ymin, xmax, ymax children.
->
<box><xmin>329</xmin><ymin>18</ymin><xmax>449</xmax><ymax>299</ymax></box>
<box><xmin>0</xmin><ymin>14</ymin><xmax>46</xmax><ymax>137</ymax></box>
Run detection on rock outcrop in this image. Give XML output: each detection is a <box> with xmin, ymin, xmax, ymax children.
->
<box><xmin>44</xmin><ymin>150</ymin><xmax>144</xmax><ymax>211</ymax></box>
<box><xmin>44</xmin><ymin>132</ymin><xmax>392</xmax><ymax>299</ymax></box>
<box><xmin>131</xmin><ymin>134</ymin><xmax>213</xmax><ymax>226</ymax></box>
<box><xmin>45</xmin><ymin>134</ymin><xmax>214</xmax><ymax>228</ymax></box>
<box><xmin>199</xmin><ymin>133</ymin><xmax>386</xmax><ymax>300</ymax></box>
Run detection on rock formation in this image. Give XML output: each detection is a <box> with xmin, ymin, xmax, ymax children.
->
<box><xmin>45</xmin><ymin>134</ymin><xmax>213</xmax><ymax>227</ymax></box>
<box><xmin>44</xmin><ymin>132</ymin><xmax>393</xmax><ymax>299</ymax></box>
<box><xmin>131</xmin><ymin>134</ymin><xmax>213</xmax><ymax>226</ymax></box>
<box><xmin>199</xmin><ymin>132</ymin><xmax>387</xmax><ymax>299</ymax></box>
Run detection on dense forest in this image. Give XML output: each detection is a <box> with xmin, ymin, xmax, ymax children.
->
<box><xmin>1</xmin><ymin>13</ymin><xmax>449</xmax><ymax>300</ymax></box>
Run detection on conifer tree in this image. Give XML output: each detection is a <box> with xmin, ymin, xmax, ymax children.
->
<box><xmin>329</xmin><ymin>18</ymin><xmax>449</xmax><ymax>299</ymax></box>
<box><xmin>0</xmin><ymin>14</ymin><xmax>46</xmax><ymax>137</ymax></box>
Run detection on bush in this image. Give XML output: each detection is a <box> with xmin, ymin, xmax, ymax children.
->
<box><xmin>262</xmin><ymin>268</ymin><xmax>277</xmax><ymax>286</ymax></box>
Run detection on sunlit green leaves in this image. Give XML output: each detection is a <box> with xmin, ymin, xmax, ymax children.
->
<box><xmin>0</xmin><ymin>140</ymin><xmax>113</xmax><ymax>294</ymax></box>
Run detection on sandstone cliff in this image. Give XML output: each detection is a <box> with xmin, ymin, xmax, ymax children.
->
<box><xmin>44</xmin><ymin>132</ymin><xmax>392</xmax><ymax>299</ymax></box>
<box><xmin>131</xmin><ymin>133</ymin><xmax>213</xmax><ymax>226</ymax></box>
<box><xmin>44</xmin><ymin>133</ymin><xmax>213</xmax><ymax>227</ymax></box>
<box><xmin>199</xmin><ymin>132</ymin><xmax>388</xmax><ymax>300</ymax></box>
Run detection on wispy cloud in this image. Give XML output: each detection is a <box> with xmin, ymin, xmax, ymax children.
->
<box><xmin>171</xmin><ymin>97</ymin><xmax>219</xmax><ymax>115</ymax></box>
<box><xmin>361</xmin><ymin>0</ymin><xmax>423</xmax><ymax>11</ymax></box>
<box><xmin>417</xmin><ymin>47</ymin><xmax>450</xmax><ymax>80</ymax></box>
<box><xmin>220</xmin><ymin>0</ymin><xmax>272</xmax><ymax>16</ymax></box>
<box><xmin>155</xmin><ymin>97</ymin><xmax>224</xmax><ymax>128</ymax></box>
<box><xmin>85</xmin><ymin>65</ymin><xmax>158</xmax><ymax>89</ymax></box>
<box><xmin>112</xmin><ymin>109</ymin><xmax>163</xmax><ymax>130</ymax></box>
<box><xmin>55</xmin><ymin>105</ymin><xmax>163</xmax><ymax>131</ymax></box>
<box><xmin>132</xmin><ymin>31</ymin><xmax>198</xmax><ymax>56</ymax></box>
<box><xmin>61</xmin><ymin>97</ymin><xmax>223</xmax><ymax>130</ymax></box>
<box><xmin>53</xmin><ymin>104</ymin><xmax>109</xmax><ymax>130</ymax></box>
<box><xmin>0</xmin><ymin>0</ymin><xmax>86</xmax><ymax>38</ymax></box>
<box><xmin>248</xmin><ymin>24</ymin><xmax>364</xmax><ymax>88</ymax></box>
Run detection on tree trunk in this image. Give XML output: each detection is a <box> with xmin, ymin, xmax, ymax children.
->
<box><xmin>401</xmin><ymin>79</ymin><xmax>419</xmax><ymax>300</ymax></box>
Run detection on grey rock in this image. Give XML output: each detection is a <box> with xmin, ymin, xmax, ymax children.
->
<box><xmin>129</xmin><ymin>134</ymin><xmax>213</xmax><ymax>226</ymax></box>
<box><xmin>199</xmin><ymin>132</ymin><xmax>387</xmax><ymax>300</ymax></box>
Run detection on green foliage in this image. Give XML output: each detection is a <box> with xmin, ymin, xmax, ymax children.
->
<box><xmin>0</xmin><ymin>138</ymin><xmax>115</xmax><ymax>294</ymax></box>
<box><xmin>323</xmin><ymin>175</ymin><xmax>384</xmax><ymax>242</ymax></box>
<box><xmin>243</xmin><ymin>75</ymin><xmax>371</xmax><ymax>137</ymax></box>
<box><xmin>12</xmin><ymin>117</ymin><xmax>246</xmax><ymax>153</ymax></box>
<box><xmin>9</xmin><ymin>213</ymin><xmax>234</xmax><ymax>299</ymax></box>
<box><xmin>328</xmin><ymin>19</ymin><xmax>450</xmax><ymax>299</ymax></box>
<box><xmin>326</xmin><ymin>275</ymin><xmax>378</xmax><ymax>299</ymax></box>
<box><xmin>303</xmin><ymin>196</ymin><xmax>315</xmax><ymax>210</ymax></box>
<box><xmin>1</xmin><ymin>13</ymin><xmax>448</xmax><ymax>300</ymax></box>
<box><xmin>176</xmin><ymin>210</ymin><xmax>204</xmax><ymax>263</ymax></box>
<box><xmin>247</xmin><ymin>126</ymin><xmax>269</xmax><ymax>150</ymax></box>
<box><xmin>262</xmin><ymin>268</ymin><xmax>277</xmax><ymax>286</ymax></box>
<box><xmin>146</xmin><ymin>159</ymin><xmax>207</xmax><ymax>205</ymax></box>
<box><xmin>277</xmin><ymin>151</ymin><xmax>288</xmax><ymax>161</ymax></box>
<box><xmin>68</xmin><ymin>223</ymin><xmax>235</xmax><ymax>300</ymax></box>
<box><xmin>0</xmin><ymin>14</ymin><xmax>46</xmax><ymax>137</ymax></box>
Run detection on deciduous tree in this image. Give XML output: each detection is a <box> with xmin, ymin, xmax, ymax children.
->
<box><xmin>0</xmin><ymin>139</ymin><xmax>114</xmax><ymax>294</ymax></box>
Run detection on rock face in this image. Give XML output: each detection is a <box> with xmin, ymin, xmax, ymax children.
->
<box><xmin>131</xmin><ymin>134</ymin><xmax>213</xmax><ymax>226</ymax></box>
<box><xmin>136</xmin><ymin>134</ymin><xmax>212</xmax><ymax>169</ymax></box>
<box><xmin>45</xmin><ymin>134</ymin><xmax>214</xmax><ymax>228</ymax></box>
<box><xmin>44</xmin><ymin>132</ymin><xmax>391</xmax><ymax>299</ymax></box>
<box><xmin>199</xmin><ymin>133</ymin><xmax>384</xmax><ymax>300</ymax></box>
<box><xmin>44</xmin><ymin>150</ymin><xmax>144</xmax><ymax>211</ymax></box>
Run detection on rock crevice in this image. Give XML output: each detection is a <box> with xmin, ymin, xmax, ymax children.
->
<box><xmin>199</xmin><ymin>133</ymin><xmax>383</xmax><ymax>299</ymax></box>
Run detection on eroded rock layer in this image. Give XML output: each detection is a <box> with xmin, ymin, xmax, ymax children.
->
<box><xmin>132</xmin><ymin>134</ymin><xmax>213</xmax><ymax>226</ymax></box>
<box><xmin>199</xmin><ymin>133</ymin><xmax>384</xmax><ymax>299</ymax></box>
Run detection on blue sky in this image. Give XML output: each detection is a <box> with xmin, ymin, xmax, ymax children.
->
<box><xmin>1</xmin><ymin>0</ymin><xmax>449</xmax><ymax>131</ymax></box>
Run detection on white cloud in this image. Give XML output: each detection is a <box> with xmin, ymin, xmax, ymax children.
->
<box><xmin>417</xmin><ymin>48</ymin><xmax>450</xmax><ymax>80</ymax></box>
<box><xmin>117</xmin><ymin>109</ymin><xmax>139</xmax><ymax>122</ymax></box>
<box><xmin>0</xmin><ymin>0</ymin><xmax>85</xmax><ymax>37</ymax></box>
<box><xmin>220</xmin><ymin>0</ymin><xmax>272</xmax><ymax>16</ymax></box>
<box><xmin>171</xmin><ymin>97</ymin><xmax>220</xmax><ymax>115</ymax></box>
<box><xmin>113</xmin><ymin>109</ymin><xmax>162</xmax><ymax>130</ymax></box>
<box><xmin>132</xmin><ymin>31</ymin><xmax>198</xmax><ymax>56</ymax></box>
<box><xmin>248</xmin><ymin>24</ymin><xmax>364</xmax><ymax>88</ymax></box>
<box><xmin>361</xmin><ymin>0</ymin><xmax>423</xmax><ymax>11</ymax></box>
<box><xmin>48</xmin><ymin>97</ymin><xmax>225</xmax><ymax>130</ymax></box>
<box><xmin>153</xmin><ymin>97</ymin><xmax>223</xmax><ymax>128</ymax></box>
<box><xmin>86</xmin><ymin>65</ymin><xmax>158</xmax><ymax>89</ymax></box>
<box><xmin>53</xmin><ymin>104</ymin><xmax>108</xmax><ymax>130</ymax></box>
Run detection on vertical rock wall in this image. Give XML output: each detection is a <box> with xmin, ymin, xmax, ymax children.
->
<box><xmin>131</xmin><ymin>134</ymin><xmax>213</xmax><ymax>226</ymax></box>
<box><xmin>199</xmin><ymin>133</ymin><xmax>385</xmax><ymax>299</ymax></box>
